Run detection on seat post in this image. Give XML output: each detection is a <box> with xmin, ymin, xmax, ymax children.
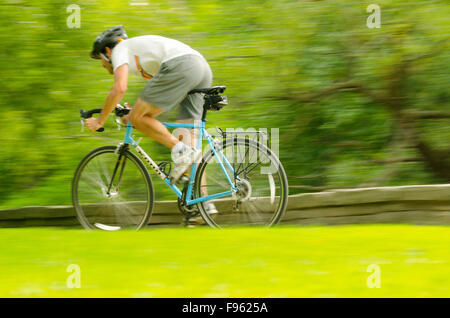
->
<box><xmin>201</xmin><ymin>106</ymin><xmax>207</xmax><ymax>122</ymax></box>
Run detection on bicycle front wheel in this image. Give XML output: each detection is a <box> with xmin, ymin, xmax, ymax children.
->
<box><xmin>72</xmin><ymin>145</ymin><xmax>154</xmax><ymax>230</ymax></box>
<box><xmin>195</xmin><ymin>137</ymin><xmax>288</xmax><ymax>228</ymax></box>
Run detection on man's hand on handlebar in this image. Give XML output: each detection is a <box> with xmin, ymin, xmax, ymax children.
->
<box><xmin>81</xmin><ymin>103</ymin><xmax>130</xmax><ymax>132</ymax></box>
<box><xmin>85</xmin><ymin>117</ymin><xmax>103</xmax><ymax>132</ymax></box>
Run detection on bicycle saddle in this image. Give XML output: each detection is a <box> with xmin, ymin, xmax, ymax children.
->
<box><xmin>188</xmin><ymin>86</ymin><xmax>226</xmax><ymax>95</ymax></box>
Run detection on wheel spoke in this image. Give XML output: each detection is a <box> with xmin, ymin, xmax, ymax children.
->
<box><xmin>195</xmin><ymin>139</ymin><xmax>288</xmax><ymax>228</ymax></box>
<box><xmin>73</xmin><ymin>147</ymin><xmax>153</xmax><ymax>230</ymax></box>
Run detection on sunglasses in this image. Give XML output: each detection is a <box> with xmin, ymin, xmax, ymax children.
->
<box><xmin>99</xmin><ymin>53</ymin><xmax>111</xmax><ymax>63</ymax></box>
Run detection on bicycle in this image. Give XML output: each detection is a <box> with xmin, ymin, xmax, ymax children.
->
<box><xmin>72</xmin><ymin>86</ymin><xmax>288</xmax><ymax>230</ymax></box>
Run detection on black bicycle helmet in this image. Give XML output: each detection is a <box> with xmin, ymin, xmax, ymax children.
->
<box><xmin>90</xmin><ymin>25</ymin><xmax>128</xmax><ymax>60</ymax></box>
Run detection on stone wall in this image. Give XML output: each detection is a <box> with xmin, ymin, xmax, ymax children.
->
<box><xmin>0</xmin><ymin>185</ymin><xmax>448</xmax><ymax>228</ymax></box>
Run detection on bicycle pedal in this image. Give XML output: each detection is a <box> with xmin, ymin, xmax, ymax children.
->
<box><xmin>180</xmin><ymin>174</ymin><xmax>190</xmax><ymax>184</ymax></box>
<box><xmin>169</xmin><ymin>174</ymin><xmax>189</xmax><ymax>185</ymax></box>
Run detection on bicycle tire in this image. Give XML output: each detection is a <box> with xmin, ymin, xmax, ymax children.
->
<box><xmin>194</xmin><ymin>137</ymin><xmax>288</xmax><ymax>228</ymax></box>
<box><xmin>72</xmin><ymin>145</ymin><xmax>154</xmax><ymax>230</ymax></box>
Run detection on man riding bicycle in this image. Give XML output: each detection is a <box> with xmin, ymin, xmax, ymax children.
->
<box><xmin>86</xmin><ymin>25</ymin><xmax>213</xmax><ymax>182</ymax></box>
<box><xmin>86</xmin><ymin>25</ymin><xmax>218</xmax><ymax>219</ymax></box>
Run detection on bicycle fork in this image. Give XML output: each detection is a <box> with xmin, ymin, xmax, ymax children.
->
<box><xmin>104</xmin><ymin>145</ymin><xmax>129</xmax><ymax>197</ymax></box>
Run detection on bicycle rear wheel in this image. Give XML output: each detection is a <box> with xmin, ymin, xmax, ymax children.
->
<box><xmin>72</xmin><ymin>145</ymin><xmax>154</xmax><ymax>230</ymax></box>
<box><xmin>195</xmin><ymin>137</ymin><xmax>288</xmax><ymax>228</ymax></box>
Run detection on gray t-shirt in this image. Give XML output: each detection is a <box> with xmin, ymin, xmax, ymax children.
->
<box><xmin>111</xmin><ymin>35</ymin><xmax>202</xmax><ymax>79</ymax></box>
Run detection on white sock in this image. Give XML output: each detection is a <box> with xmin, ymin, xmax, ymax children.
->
<box><xmin>172</xmin><ymin>141</ymin><xmax>189</xmax><ymax>152</ymax></box>
<box><xmin>171</xmin><ymin>142</ymin><xmax>189</xmax><ymax>161</ymax></box>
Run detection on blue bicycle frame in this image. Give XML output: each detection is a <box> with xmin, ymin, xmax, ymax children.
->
<box><xmin>121</xmin><ymin>120</ymin><xmax>237</xmax><ymax>206</ymax></box>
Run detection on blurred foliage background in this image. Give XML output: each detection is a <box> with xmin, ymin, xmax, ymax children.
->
<box><xmin>0</xmin><ymin>0</ymin><xmax>448</xmax><ymax>208</ymax></box>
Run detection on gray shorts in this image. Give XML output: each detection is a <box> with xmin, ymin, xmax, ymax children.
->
<box><xmin>140</xmin><ymin>54</ymin><xmax>213</xmax><ymax>120</ymax></box>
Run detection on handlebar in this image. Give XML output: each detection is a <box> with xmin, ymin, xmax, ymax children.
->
<box><xmin>80</xmin><ymin>104</ymin><xmax>130</xmax><ymax>133</ymax></box>
<box><xmin>80</xmin><ymin>109</ymin><xmax>104</xmax><ymax>132</ymax></box>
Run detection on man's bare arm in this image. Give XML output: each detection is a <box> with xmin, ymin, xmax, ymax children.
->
<box><xmin>98</xmin><ymin>63</ymin><xmax>129</xmax><ymax>126</ymax></box>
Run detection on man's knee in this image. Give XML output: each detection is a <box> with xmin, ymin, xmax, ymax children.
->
<box><xmin>129</xmin><ymin>99</ymin><xmax>164</xmax><ymax>125</ymax></box>
<box><xmin>128</xmin><ymin>111</ymin><xmax>157</xmax><ymax>127</ymax></box>
<box><xmin>128</xmin><ymin>110</ymin><xmax>141</xmax><ymax>126</ymax></box>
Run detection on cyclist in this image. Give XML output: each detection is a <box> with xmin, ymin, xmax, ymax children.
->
<box><xmin>86</xmin><ymin>25</ymin><xmax>210</xmax><ymax>185</ymax></box>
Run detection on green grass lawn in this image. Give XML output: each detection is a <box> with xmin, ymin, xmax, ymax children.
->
<box><xmin>0</xmin><ymin>225</ymin><xmax>449</xmax><ymax>297</ymax></box>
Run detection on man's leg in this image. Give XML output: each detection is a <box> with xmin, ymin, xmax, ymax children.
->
<box><xmin>127</xmin><ymin>98</ymin><xmax>179</xmax><ymax>149</ymax></box>
<box><xmin>175</xmin><ymin>120</ymin><xmax>217</xmax><ymax>219</ymax></box>
<box><xmin>174</xmin><ymin>118</ymin><xmax>197</xmax><ymax>147</ymax></box>
<box><xmin>127</xmin><ymin>98</ymin><xmax>201</xmax><ymax>183</ymax></box>
<box><xmin>172</xmin><ymin>118</ymin><xmax>200</xmax><ymax>179</ymax></box>
<box><xmin>175</xmin><ymin>120</ymin><xmax>207</xmax><ymax>195</ymax></box>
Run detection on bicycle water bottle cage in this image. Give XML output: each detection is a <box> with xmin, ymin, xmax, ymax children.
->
<box><xmin>157</xmin><ymin>161</ymin><xmax>171</xmax><ymax>177</ymax></box>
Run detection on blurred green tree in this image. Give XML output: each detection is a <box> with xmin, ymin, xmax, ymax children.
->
<box><xmin>0</xmin><ymin>0</ymin><xmax>448</xmax><ymax>207</ymax></box>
